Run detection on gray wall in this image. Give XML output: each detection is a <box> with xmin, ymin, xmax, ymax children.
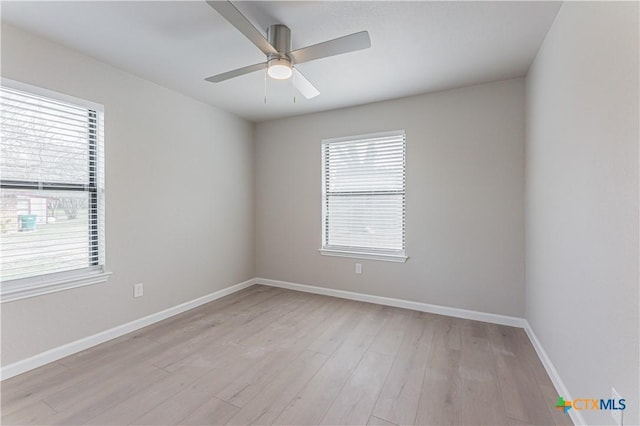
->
<box><xmin>255</xmin><ymin>78</ymin><xmax>526</xmax><ymax>317</ymax></box>
<box><xmin>525</xmin><ymin>2</ymin><xmax>639</xmax><ymax>425</ymax></box>
<box><xmin>0</xmin><ymin>24</ymin><xmax>256</xmax><ymax>366</ymax></box>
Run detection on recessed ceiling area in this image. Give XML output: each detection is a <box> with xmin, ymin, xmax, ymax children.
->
<box><xmin>0</xmin><ymin>1</ymin><xmax>561</xmax><ymax>122</ymax></box>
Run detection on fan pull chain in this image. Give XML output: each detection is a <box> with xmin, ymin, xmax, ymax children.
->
<box><xmin>264</xmin><ymin>69</ymin><xmax>268</xmax><ymax>104</ymax></box>
<box><xmin>291</xmin><ymin>33</ymin><xmax>296</xmax><ymax>104</ymax></box>
<box><xmin>292</xmin><ymin>68</ymin><xmax>296</xmax><ymax>104</ymax></box>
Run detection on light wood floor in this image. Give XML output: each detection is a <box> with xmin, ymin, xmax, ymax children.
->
<box><xmin>1</xmin><ymin>285</ymin><xmax>572</xmax><ymax>426</ymax></box>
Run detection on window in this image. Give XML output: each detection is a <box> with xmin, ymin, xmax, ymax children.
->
<box><xmin>320</xmin><ymin>130</ymin><xmax>407</xmax><ymax>262</ymax></box>
<box><xmin>0</xmin><ymin>80</ymin><xmax>109</xmax><ymax>302</ymax></box>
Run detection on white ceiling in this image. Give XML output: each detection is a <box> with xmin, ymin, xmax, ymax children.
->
<box><xmin>1</xmin><ymin>1</ymin><xmax>561</xmax><ymax>122</ymax></box>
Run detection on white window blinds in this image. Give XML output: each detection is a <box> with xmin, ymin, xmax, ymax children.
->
<box><xmin>321</xmin><ymin>131</ymin><xmax>406</xmax><ymax>262</ymax></box>
<box><xmin>0</xmin><ymin>83</ymin><xmax>105</xmax><ymax>284</ymax></box>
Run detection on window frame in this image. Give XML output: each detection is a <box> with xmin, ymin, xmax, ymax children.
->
<box><xmin>0</xmin><ymin>78</ymin><xmax>110</xmax><ymax>303</ymax></box>
<box><xmin>319</xmin><ymin>130</ymin><xmax>408</xmax><ymax>263</ymax></box>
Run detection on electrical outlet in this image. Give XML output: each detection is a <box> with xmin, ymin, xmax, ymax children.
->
<box><xmin>355</xmin><ymin>263</ymin><xmax>362</xmax><ymax>274</ymax></box>
<box><xmin>611</xmin><ymin>387</ymin><xmax>623</xmax><ymax>425</ymax></box>
<box><xmin>134</xmin><ymin>283</ymin><xmax>143</xmax><ymax>298</ymax></box>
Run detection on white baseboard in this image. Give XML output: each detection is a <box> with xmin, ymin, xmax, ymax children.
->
<box><xmin>524</xmin><ymin>322</ymin><xmax>582</xmax><ymax>425</ymax></box>
<box><xmin>255</xmin><ymin>277</ymin><xmax>527</xmax><ymax>328</ymax></box>
<box><xmin>0</xmin><ymin>278</ymin><xmax>256</xmax><ymax>381</ymax></box>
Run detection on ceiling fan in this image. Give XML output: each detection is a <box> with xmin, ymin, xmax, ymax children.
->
<box><xmin>204</xmin><ymin>0</ymin><xmax>371</xmax><ymax>99</ymax></box>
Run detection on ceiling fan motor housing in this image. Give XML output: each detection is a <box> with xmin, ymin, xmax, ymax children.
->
<box><xmin>267</xmin><ymin>24</ymin><xmax>292</xmax><ymax>59</ymax></box>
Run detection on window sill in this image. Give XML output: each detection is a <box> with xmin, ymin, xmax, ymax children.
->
<box><xmin>1</xmin><ymin>270</ymin><xmax>112</xmax><ymax>303</ymax></box>
<box><xmin>319</xmin><ymin>248</ymin><xmax>408</xmax><ymax>263</ymax></box>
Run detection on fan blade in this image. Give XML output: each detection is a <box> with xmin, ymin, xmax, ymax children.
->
<box><xmin>205</xmin><ymin>62</ymin><xmax>267</xmax><ymax>83</ymax></box>
<box><xmin>288</xmin><ymin>31</ymin><xmax>371</xmax><ymax>64</ymax></box>
<box><xmin>293</xmin><ymin>68</ymin><xmax>320</xmax><ymax>99</ymax></box>
<box><xmin>206</xmin><ymin>0</ymin><xmax>277</xmax><ymax>56</ymax></box>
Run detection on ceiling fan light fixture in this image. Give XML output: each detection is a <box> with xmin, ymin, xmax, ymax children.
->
<box><xmin>267</xmin><ymin>57</ymin><xmax>293</xmax><ymax>80</ymax></box>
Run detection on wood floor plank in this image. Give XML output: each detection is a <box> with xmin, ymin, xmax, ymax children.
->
<box><xmin>495</xmin><ymin>353</ymin><xmax>554</xmax><ymax>425</ymax></box>
<box><xmin>2</xmin><ymin>336</ymin><xmax>167</xmax><ymax>418</ymax></box>
<box><xmin>461</xmin><ymin>320</ymin><xmax>492</xmax><ymax>352</ymax></box>
<box><xmin>415</xmin><ymin>318</ymin><xmax>462</xmax><ymax>426</ymax></box>
<box><xmin>43</xmin><ymin>365</ymin><xmax>169</xmax><ymax>425</ymax></box>
<box><xmin>216</xmin><ymin>297</ymin><xmax>343</xmax><ymax>407</ymax></box>
<box><xmin>1</xmin><ymin>362</ymin><xmax>68</xmax><ymax>398</ymax></box>
<box><xmin>458</xmin><ymin>324</ymin><xmax>508</xmax><ymax>426</ymax></box>
<box><xmin>39</xmin><ymin>342</ymin><xmax>163</xmax><ymax>411</ymax></box>
<box><xmin>0</xmin><ymin>400</ymin><xmax>57</xmax><ymax>425</ymax></box>
<box><xmin>372</xmin><ymin>312</ymin><xmax>435</xmax><ymax>425</ymax></box>
<box><xmin>237</xmin><ymin>294</ymin><xmax>346</xmax><ymax>352</ymax></box>
<box><xmin>253</xmin><ymin>292</ymin><xmax>330</xmax><ymax>332</ymax></box>
<box><xmin>131</xmin><ymin>371</ymin><xmax>240</xmax><ymax>424</ymax></box>
<box><xmin>83</xmin><ymin>365</ymin><xmax>207</xmax><ymax>425</ymax></box>
<box><xmin>258</xmin><ymin>295</ymin><xmax>346</xmax><ymax>355</ymax></box>
<box><xmin>0</xmin><ymin>363</ymin><xmax>69</xmax><ymax>416</ymax></box>
<box><xmin>437</xmin><ymin>316</ymin><xmax>463</xmax><ymax>351</ymax></box>
<box><xmin>232</xmin><ymin>293</ymin><xmax>326</xmax><ymax>348</ymax></box>
<box><xmin>368</xmin><ymin>307</ymin><xmax>411</xmax><ymax>356</ymax></box>
<box><xmin>488</xmin><ymin>324</ymin><xmax>522</xmax><ymax>357</ymax></box>
<box><xmin>131</xmin><ymin>340</ymin><xmax>265</xmax><ymax>424</ymax></box>
<box><xmin>320</xmin><ymin>350</ymin><xmax>394</xmax><ymax>425</ymax></box>
<box><xmin>149</xmin><ymin>288</ymin><xmax>300</xmax><ymax>371</ymax></box>
<box><xmin>515</xmin><ymin>330</ymin><xmax>558</xmax><ymax>389</ymax></box>
<box><xmin>59</xmin><ymin>287</ymin><xmax>272</xmax><ymax>372</ymax></box>
<box><xmin>226</xmin><ymin>350</ymin><xmax>329</xmax><ymax>425</ymax></box>
<box><xmin>306</xmin><ymin>300</ymin><xmax>370</xmax><ymax>355</ymax></box>
<box><xmin>507</xmin><ymin>416</ymin><xmax>537</xmax><ymax>425</ymax></box>
<box><xmin>273</xmin><ymin>304</ymin><xmax>387</xmax><ymax>425</ymax></box>
<box><xmin>0</xmin><ymin>335</ymin><xmax>167</xmax><ymax>416</ymax></box>
<box><xmin>178</xmin><ymin>396</ymin><xmax>239</xmax><ymax>425</ymax></box>
<box><xmin>214</xmin><ymin>347</ymin><xmax>289</xmax><ymax>406</ymax></box>
<box><xmin>367</xmin><ymin>415</ymin><xmax>398</xmax><ymax>426</ymax></box>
